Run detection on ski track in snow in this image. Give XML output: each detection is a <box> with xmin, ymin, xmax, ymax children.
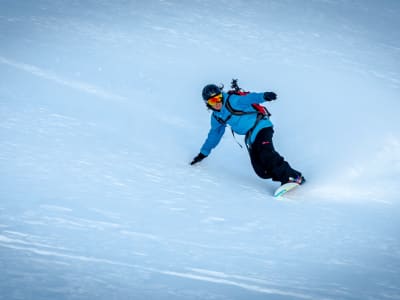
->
<box><xmin>0</xmin><ymin>231</ymin><xmax>330</xmax><ymax>300</ymax></box>
<box><xmin>2</xmin><ymin>193</ymin><xmax>400</xmax><ymax>299</ymax></box>
<box><xmin>0</xmin><ymin>56</ymin><xmax>127</xmax><ymax>102</ymax></box>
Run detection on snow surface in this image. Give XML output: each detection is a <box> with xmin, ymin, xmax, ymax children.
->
<box><xmin>1</xmin><ymin>0</ymin><xmax>400</xmax><ymax>299</ymax></box>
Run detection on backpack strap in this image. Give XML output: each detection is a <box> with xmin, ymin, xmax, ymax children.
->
<box><xmin>213</xmin><ymin>113</ymin><xmax>231</xmax><ymax>125</ymax></box>
<box><xmin>244</xmin><ymin>113</ymin><xmax>266</xmax><ymax>150</ymax></box>
<box><xmin>225</xmin><ymin>94</ymin><xmax>257</xmax><ymax>116</ymax></box>
<box><xmin>212</xmin><ymin>94</ymin><xmax>247</xmax><ymax>125</ymax></box>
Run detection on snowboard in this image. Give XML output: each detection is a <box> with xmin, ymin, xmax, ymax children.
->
<box><xmin>273</xmin><ymin>182</ymin><xmax>300</xmax><ymax>198</ymax></box>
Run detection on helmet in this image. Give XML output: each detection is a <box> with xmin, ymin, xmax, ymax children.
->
<box><xmin>202</xmin><ymin>84</ymin><xmax>221</xmax><ymax>101</ymax></box>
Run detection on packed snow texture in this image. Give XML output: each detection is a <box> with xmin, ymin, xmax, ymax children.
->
<box><xmin>1</xmin><ymin>1</ymin><xmax>400</xmax><ymax>299</ymax></box>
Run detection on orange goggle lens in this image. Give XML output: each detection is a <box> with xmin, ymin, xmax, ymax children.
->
<box><xmin>207</xmin><ymin>94</ymin><xmax>222</xmax><ymax>105</ymax></box>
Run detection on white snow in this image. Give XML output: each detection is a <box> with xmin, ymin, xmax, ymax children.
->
<box><xmin>1</xmin><ymin>1</ymin><xmax>400</xmax><ymax>299</ymax></box>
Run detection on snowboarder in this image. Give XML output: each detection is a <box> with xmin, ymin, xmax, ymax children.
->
<box><xmin>190</xmin><ymin>81</ymin><xmax>305</xmax><ymax>186</ymax></box>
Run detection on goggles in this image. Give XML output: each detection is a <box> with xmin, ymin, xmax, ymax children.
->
<box><xmin>207</xmin><ymin>93</ymin><xmax>223</xmax><ymax>106</ymax></box>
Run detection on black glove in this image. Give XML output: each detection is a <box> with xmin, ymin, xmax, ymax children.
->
<box><xmin>190</xmin><ymin>153</ymin><xmax>207</xmax><ymax>165</ymax></box>
<box><xmin>263</xmin><ymin>92</ymin><xmax>277</xmax><ymax>101</ymax></box>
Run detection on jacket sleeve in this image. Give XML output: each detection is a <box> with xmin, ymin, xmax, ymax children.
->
<box><xmin>200</xmin><ymin>114</ymin><xmax>226</xmax><ymax>156</ymax></box>
<box><xmin>240</xmin><ymin>92</ymin><xmax>265</xmax><ymax>105</ymax></box>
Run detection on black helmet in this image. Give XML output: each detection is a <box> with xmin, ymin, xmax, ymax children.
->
<box><xmin>202</xmin><ymin>84</ymin><xmax>222</xmax><ymax>101</ymax></box>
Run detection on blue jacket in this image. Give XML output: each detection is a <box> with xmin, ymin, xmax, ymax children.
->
<box><xmin>200</xmin><ymin>92</ymin><xmax>273</xmax><ymax>156</ymax></box>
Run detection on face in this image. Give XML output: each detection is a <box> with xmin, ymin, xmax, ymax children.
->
<box><xmin>207</xmin><ymin>94</ymin><xmax>223</xmax><ymax>111</ymax></box>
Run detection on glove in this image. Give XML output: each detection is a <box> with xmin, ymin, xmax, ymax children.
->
<box><xmin>263</xmin><ymin>92</ymin><xmax>277</xmax><ymax>101</ymax></box>
<box><xmin>190</xmin><ymin>153</ymin><xmax>207</xmax><ymax>165</ymax></box>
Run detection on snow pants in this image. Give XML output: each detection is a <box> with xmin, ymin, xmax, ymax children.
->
<box><xmin>248</xmin><ymin>127</ymin><xmax>302</xmax><ymax>184</ymax></box>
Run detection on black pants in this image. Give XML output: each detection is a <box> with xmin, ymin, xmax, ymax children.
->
<box><xmin>248</xmin><ymin>127</ymin><xmax>301</xmax><ymax>184</ymax></box>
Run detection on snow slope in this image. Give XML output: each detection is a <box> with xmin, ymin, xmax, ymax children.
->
<box><xmin>1</xmin><ymin>1</ymin><xmax>400</xmax><ymax>299</ymax></box>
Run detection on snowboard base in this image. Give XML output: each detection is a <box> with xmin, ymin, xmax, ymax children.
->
<box><xmin>274</xmin><ymin>182</ymin><xmax>300</xmax><ymax>198</ymax></box>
